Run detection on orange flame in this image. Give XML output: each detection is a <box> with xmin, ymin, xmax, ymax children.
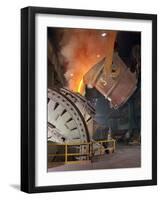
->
<box><xmin>61</xmin><ymin>30</ymin><xmax>117</xmax><ymax>94</ymax></box>
<box><xmin>77</xmin><ymin>79</ymin><xmax>85</xmax><ymax>94</ymax></box>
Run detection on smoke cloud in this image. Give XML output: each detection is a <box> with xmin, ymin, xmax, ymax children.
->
<box><xmin>58</xmin><ymin>29</ymin><xmax>116</xmax><ymax>93</ymax></box>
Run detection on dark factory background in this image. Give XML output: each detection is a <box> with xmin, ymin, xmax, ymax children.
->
<box><xmin>85</xmin><ymin>32</ymin><xmax>141</xmax><ymax>141</ymax></box>
<box><xmin>86</xmin><ymin>85</ymin><xmax>140</xmax><ymax>141</ymax></box>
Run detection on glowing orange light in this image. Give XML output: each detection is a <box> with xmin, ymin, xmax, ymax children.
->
<box><xmin>63</xmin><ymin>30</ymin><xmax>117</xmax><ymax>95</ymax></box>
<box><xmin>77</xmin><ymin>79</ymin><xmax>84</xmax><ymax>94</ymax></box>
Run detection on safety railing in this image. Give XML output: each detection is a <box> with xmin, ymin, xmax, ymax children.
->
<box><xmin>48</xmin><ymin>139</ymin><xmax>116</xmax><ymax>164</ymax></box>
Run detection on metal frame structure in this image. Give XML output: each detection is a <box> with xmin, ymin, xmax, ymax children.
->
<box><xmin>48</xmin><ymin>139</ymin><xmax>116</xmax><ymax>164</ymax></box>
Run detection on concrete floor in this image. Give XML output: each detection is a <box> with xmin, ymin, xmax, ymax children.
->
<box><xmin>48</xmin><ymin>144</ymin><xmax>141</xmax><ymax>172</ymax></box>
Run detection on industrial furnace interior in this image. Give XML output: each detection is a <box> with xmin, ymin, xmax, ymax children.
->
<box><xmin>47</xmin><ymin>28</ymin><xmax>141</xmax><ymax>172</ymax></box>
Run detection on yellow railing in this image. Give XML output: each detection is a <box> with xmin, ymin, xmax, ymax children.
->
<box><xmin>48</xmin><ymin>139</ymin><xmax>116</xmax><ymax>164</ymax></box>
